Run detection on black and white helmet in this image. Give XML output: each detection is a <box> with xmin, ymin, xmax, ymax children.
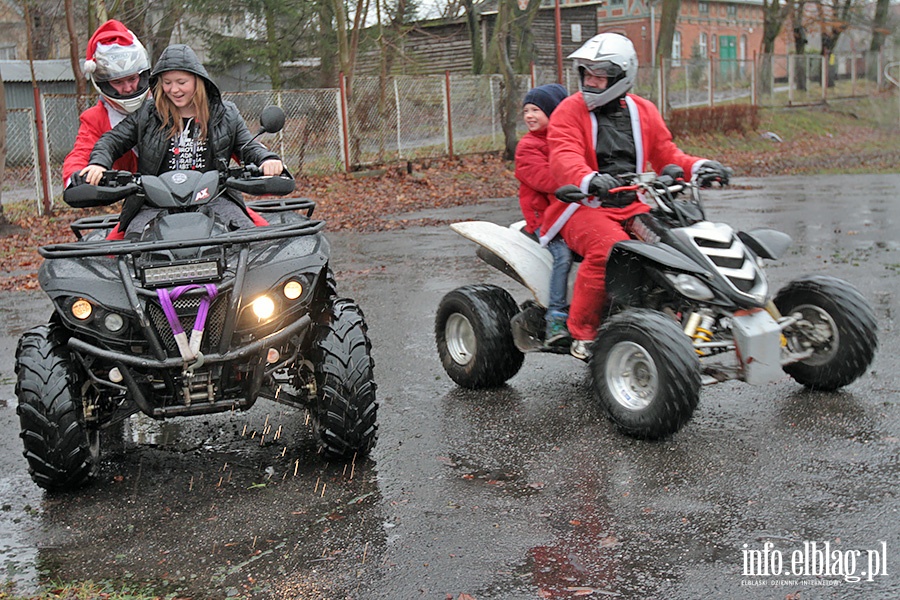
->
<box><xmin>569</xmin><ymin>33</ymin><xmax>638</xmax><ymax>111</ymax></box>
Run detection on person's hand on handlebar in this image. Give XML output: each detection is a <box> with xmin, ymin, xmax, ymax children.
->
<box><xmin>695</xmin><ymin>160</ymin><xmax>732</xmax><ymax>187</ymax></box>
<box><xmin>587</xmin><ymin>173</ymin><xmax>620</xmax><ymax>199</ymax></box>
<box><xmin>260</xmin><ymin>159</ymin><xmax>284</xmax><ymax>176</ymax></box>
<box><xmin>79</xmin><ymin>164</ymin><xmax>107</xmax><ymax>186</ymax></box>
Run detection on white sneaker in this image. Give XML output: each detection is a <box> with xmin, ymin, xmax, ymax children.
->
<box><xmin>571</xmin><ymin>339</ymin><xmax>592</xmax><ymax>360</ymax></box>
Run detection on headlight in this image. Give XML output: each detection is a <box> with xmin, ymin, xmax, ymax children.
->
<box><xmin>71</xmin><ymin>299</ymin><xmax>93</xmax><ymax>320</ymax></box>
<box><xmin>666</xmin><ymin>273</ymin><xmax>714</xmax><ymax>301</ymax></box>
<box><xmin>251</xmin><ymin>296</ymin><xmax>276</xmax><ymax>320</ymax></box>
<box><xmin>283</xmin><ymin>280</ymin><xmax>303</xmax><ymax>300</ymax></box>
<box><xmin>104</xmin><ymin>313</ymin><xmax>125</xmax><ymax>332</ymax></box>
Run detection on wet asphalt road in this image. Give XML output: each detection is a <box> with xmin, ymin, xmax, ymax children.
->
<box><xmin>1</xmin><ymin>173</ymin><xmax>898</xmax><ymax>599</ymax></box>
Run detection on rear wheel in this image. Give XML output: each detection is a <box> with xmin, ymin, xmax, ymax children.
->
<box><xmin>311</xmin><ymin>299</ymin><xmax>378</xmax><ymax>458</ymax></box>
<box><xmin>435</xmin><ymin>284</ymin><xmax>524</xmax><ymax>388</ymax></box>
<box><xmin>591</xmin><ymin>310</ymin><xmax>700</xmax><ymax>440</ymax></box>
<box><xmin>15</xmin><ymin>324</ymin><xmax>98</xmax><ymax>491</ymax></box>
<box><xmin>774</xmin><ymin>275</ymin><xmax>877</xmax><ymax>390</ymax></box>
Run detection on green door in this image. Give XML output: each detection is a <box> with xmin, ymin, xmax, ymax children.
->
<box><xmin>719</xmin><ymin>35</ymin><xmax>737</xmax><ymax>81</ymax></box>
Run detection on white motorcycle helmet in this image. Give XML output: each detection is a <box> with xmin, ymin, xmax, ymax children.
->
<box><xmin>83</xmin><ymin>20</ymin><xmax>151</xmax><ymax>114</ymax></box>
<box><xmin>569</xmin><ymin>33</ymin><xmax>638</xmax><ymax>111</ymax></box>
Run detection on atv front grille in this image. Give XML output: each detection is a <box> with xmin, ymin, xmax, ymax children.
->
<box><xmin>146</xmin><ymin>292</ymin><xmax>229</xmax><ymax>355</ymax></box>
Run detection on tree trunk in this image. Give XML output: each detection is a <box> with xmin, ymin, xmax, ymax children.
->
<box><xmin>792</xmin><ymin>1</ymin><xmax>808</xmax><ymax>91</ymax></box>
<box><xmin>265</xmin><ymin>4</ymin><xmax>284</xmax><ymax>90</ymax></box>
<box><xmin>149</xmin><ymin>3</ymin><xmax>185</xmax><ymax>63</ymax></box>
<box><xmin>819</xmin><ymin>0</ymin><xmax>852</xmax><ymax>89</ymax></box>
<box><xmin>318</xmin><ymin>0</ymin><xmax>338</xmax><ymax>87</ymax></box>
<box><xmin>512</xmin><ymin>0</ymin><xmax>543</xmax><ymax>74</ymax></box>
<box><xmin>868</xmin><ymin>0</ymin><xmax>890</xmax><ymax>79</ymax></box>
<box><xmin>869</xmin><ymin>0</ymin><xmax>890</xmax><ymax>52</ymax></box>
<box><xmin>462</xmin><ymin>0</ymin><xmax>483</xmax><ymax>74</ymax></box>
<box><xmin>656</xmin><ymin>0</ymin><xmax>682</xmax><ymax>69</ymax></box>
<box><xmin>65</xmin><ymin>0</ymin><xmax>86</xmax><ymax>96</ymax></box>
<box><xmin>496</xmin><ymin>0</ymin><xmax>519</xmax><ymax>160</ymax></box>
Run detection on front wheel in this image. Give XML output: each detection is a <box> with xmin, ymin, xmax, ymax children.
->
<box><xmin>15</xmin><ymin>324</ymin><xmax>98</xmax><ymax>491</ymax></box>
<box><xmin>435</xmin><ymin>284</ymin><xmax>524</xmax><ymax>388</ymax></box>
<box><xmin>591</xmin><ymin>310</ymin><xmax>700</xmax><ymax>440</ymax></box>
<box><xmin>774</xmin><ymin>275</ymin><xmax>877</xmax><ymax>391</ymax></box>
<box><xmin>311</xmin><ymin>299</ymin><xmax>378</xmax><ymax>458</ymax></box>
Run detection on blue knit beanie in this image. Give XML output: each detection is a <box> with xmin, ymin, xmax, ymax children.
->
<box><xmin>523</xmin><ymin>84</ymin><xmax>568</xmax><ymax>117</ymax></box>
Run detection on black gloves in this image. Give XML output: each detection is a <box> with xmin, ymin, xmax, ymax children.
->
<box><xmin>555</xmin><ymin>185</ymin><xmax>586</xmax><ymax>204</ymax></box>
<box><xmin>588</xmin><ymin>173</ymin><xmax>620</xmax><ymax>199</ymax></box>
<box><xmin>696</xmin><ymin>160</ymin><xmax>732</xmax><ymax>187</ymax></box>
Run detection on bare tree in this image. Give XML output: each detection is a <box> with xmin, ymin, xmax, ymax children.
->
<box><xmin>64</xmin><ymin>0</ymin><xmax>86</xmax><ymax>97</ymax></box>
<box><xmin>655</xmin><ymin>0</ymin><xmax>682</xmax><ymax>69</ymax></box>
<box><xmin>462</xmin><ymin>0</ymin><xmax>483</xmax><ymax>74</ymax></box>
<box><xmin>759</xmin><ymin>0</ymin><xmax>792</xmax><ymax>93</ymax></box>
<box><xmin>869</xmin><ymin>0</ymin><xmax>891</xmax><ymax>79</ymax></box>
<box><xmin>818</xmin><ymin>0</ymin><xmax>854</xmax><ymax>87</ymax></box>
<box><xmin>327</xmin><ymin>0</ymin><xmax>371</xmax><ymax>93</ymax></box>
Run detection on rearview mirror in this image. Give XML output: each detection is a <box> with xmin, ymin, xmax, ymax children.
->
<box><xmin>259</xmin><ymin>106</ymin><xmax>286</xmax><ymax>134</ymax></box>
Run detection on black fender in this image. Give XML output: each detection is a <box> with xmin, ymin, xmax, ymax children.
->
<box><xmin>606</xmin><ymin>240</ymin><xmax>711</xmax><ymax>305</ymax></box>
<box><xmin>737</xmin><ymin>228</ymin><xmax>792</xmax><ymax>260</ymax></box>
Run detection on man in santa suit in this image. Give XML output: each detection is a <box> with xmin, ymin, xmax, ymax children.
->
<box><xmin>62</xmin><ymin>20</ymin><xmax>150</xmax><ymax>189</ymax></box>
<box><xmin>543</xmin><ymin>33</ymin><xmax>731</xmax><ymax>359</ymax></box>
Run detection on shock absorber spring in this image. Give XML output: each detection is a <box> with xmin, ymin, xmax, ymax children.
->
<box><xmin>690</xmin><ymin>313</ymin><xmax>716</xmax><ymax>355</ymax></box>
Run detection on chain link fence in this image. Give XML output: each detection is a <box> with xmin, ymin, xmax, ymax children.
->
<box><xmin>3</xmin><ymin>109</ymin><xmax>41</xmax><ymax>203</ymax></box>
<box><xmin>12</xmin><ymin>50</ymin><xmax>899</xmax><ymax>209</ymax></box>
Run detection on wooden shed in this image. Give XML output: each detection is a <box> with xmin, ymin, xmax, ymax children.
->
<box><xmin>1</xmin><ymin>59</ymin><xmax>77</xmax><ymax>110</ymax></box>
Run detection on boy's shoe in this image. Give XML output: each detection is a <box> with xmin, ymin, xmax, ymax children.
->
<box><xmin>544</xmin><ymin>315</ymin><xmax>571</xmax><ymax>347</ymax></box>
<box><xmin>570</xmin><ymin>339</ymin><xmax>593</xmax><ymax>360</ymax></box>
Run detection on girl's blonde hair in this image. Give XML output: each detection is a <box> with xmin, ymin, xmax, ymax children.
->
<box><xmin>154</xmin><ymin>72</ymin><xmax>210</xmax><ymax>140</ymax></box>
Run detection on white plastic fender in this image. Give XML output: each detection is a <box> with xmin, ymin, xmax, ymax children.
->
<box><xmin>450</xmin><ymin>220</ymin><xmax>560</xmax><ymax>308</ymax></box>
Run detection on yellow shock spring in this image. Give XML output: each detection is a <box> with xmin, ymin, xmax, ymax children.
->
<box><xmin>692</xmin><ymin>327</ymin><xmax>713</xmax><ymax>355</ymax></box>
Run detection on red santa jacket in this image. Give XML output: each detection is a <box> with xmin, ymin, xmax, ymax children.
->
<box><xmin>514</xmin><ymin>127</ymin><xmax>557</xmax><ymax>234</ymax></box>
<box><xmin>540</xmin><ymin>92</ymin><xmax>706</xmax><ymax>245</ymax></box>
<box><xmin>62</xmin><ymin>99</ymin><xmax>138</xmax><ymax>187</ymax></box>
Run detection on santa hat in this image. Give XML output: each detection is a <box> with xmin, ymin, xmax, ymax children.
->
<box><xmin>83</xmin><ymin>20</ymin><xmax>144</xmax><ymax>80</ymax></box>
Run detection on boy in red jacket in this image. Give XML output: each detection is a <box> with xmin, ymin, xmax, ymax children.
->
<box><xmin>515</xmin><ymin>83</ymin><xmax>572</xmax><ymax>346</ymax></box>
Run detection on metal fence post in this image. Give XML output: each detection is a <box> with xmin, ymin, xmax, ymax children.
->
<box><xmin>444</xmin><ymin>71</ymin><xmax>454</xmax><ymax>159</ymax></box>
<box><xmin>657</xmin><ymin>58</ymin><xmax>668</xmax><ymax>119</ymax></box>
<box><xmin>490</xmin><ymin>76</ymin><xmax>497</xmax><ymax>145</ymax></box>
<box><xmin>32</xmin><ymin>88</ymin><xmax>52</xmax><ymax>215</ymax></box>
<box><xmin>394</xmin><ymin>78</ymin><xmax>403</xmax><ymax>159</ymax></box>
<box><xmin>752</xmin><ymin>52</ymin><xmax>757</xmax><ymax>106</ymax></box>
<box><xmin>338</xmin><ymin>72</ymin><xmax>350</xmax><ymax>172</ymax></box>
<box><xmin>27</xmin><ymin>108</ymin><xmax>41</xmax><ymax>203</ymax></box>
<box><xmin>788</xmin><ymin>56</ymin><xmax>794</xmax><ymax>105</ymax></box>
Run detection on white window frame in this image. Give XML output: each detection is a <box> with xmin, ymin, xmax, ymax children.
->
<box><xmin>672</xmin><ymin>31</ymin><xmax>682</xmax><ymax>67</ymax></box>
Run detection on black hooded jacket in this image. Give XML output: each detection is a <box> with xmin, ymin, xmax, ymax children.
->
<box><xmin>88</xmin><ymin>44</ymin><xmax>278</xmax><ymax>176</ymax></box>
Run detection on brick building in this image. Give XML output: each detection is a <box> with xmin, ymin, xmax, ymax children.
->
<box><xmin>591</xmin><ymin>0</ymin><xmax>792</xmax><ymax>68</ymax></box>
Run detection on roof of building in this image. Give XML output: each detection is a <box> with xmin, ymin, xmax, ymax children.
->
<box><xmin>0</xmin><ymin>59</ymin><xmax>76</xmax><ymax>82</ymax></box>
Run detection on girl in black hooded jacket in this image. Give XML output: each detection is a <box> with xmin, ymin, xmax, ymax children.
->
<box><xmin>81</xmin><ymin>44</ymin><xmax>283</xmax><ymax>235</ymax></box>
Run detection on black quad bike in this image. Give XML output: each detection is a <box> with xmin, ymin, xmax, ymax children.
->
<box><xmin>435</xmin><ymin>167</ymin><xmax>877</xmax><ymax>439</ymax></box>
<box><xmin>16</xmin><ymin>107</ymin><xmax>377</xmax><ymax>491</ymax></box>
